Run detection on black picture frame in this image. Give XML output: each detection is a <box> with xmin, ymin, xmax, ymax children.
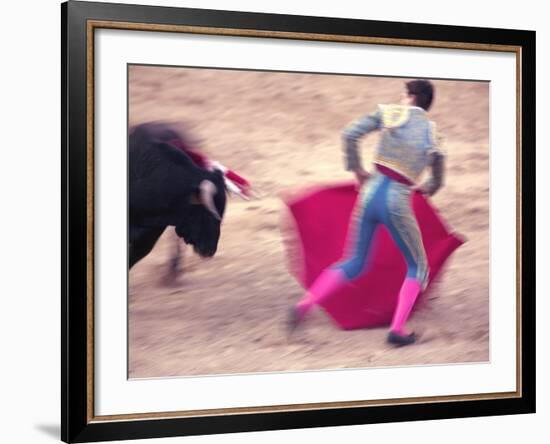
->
<box><xmin>61</xmin><ymin>1</ymin><xmax>536</xmax><ymax>442</ymax></box>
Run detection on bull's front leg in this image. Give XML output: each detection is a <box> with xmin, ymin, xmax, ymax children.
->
<box><xmin>158</xmin><ymin>228</ymin><xmax>186</xmax><ymax>286</ymax></box>
<box><xmin>170</xmin><ymin>228</ymin><xmax>184</xmax><ymax>274</ymax></box>
<box><xmin>128</xmin><ymin>225</ymin><xmax>166</xmax><ymax>268</ymax></box>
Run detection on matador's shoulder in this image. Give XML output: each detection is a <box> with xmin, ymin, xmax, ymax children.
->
<box><xmin>377</xmin><ymin>104</ymin><xmax>419</xmax><ymax>129</ymax></box>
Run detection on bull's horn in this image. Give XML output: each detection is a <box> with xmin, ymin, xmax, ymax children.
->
<box><xmin>199</xmin><ymin>180</ymin><xmax>221</xmax><ymax>220</ymax></box>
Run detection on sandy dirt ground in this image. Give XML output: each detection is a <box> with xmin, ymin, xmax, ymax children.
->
<box><xmin>128</xmin><ymin>65</ymin><xmax>489</xmax><ymax>378</ymax></box>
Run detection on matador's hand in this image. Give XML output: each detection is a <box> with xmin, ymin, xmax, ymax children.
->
<box><xmin>412</xmin><ymin>179</ymin><xmax>438</xmax><ymax>197</ymax></box>
<box><xmin>354</xmin><ymin>167</ymin><xmax>370</xmax><ymax>186</ymax></box>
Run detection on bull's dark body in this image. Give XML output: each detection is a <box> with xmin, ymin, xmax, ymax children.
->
<box><xmin>129</xmin><ymin>122</ymin><xmax>226</xmax><ymax>268</ymax></box>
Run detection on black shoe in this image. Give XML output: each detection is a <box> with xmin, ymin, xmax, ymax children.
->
<box><xmin>387</xmin><ymin>331</ymin><xmax>417</xmax><ymax>347</ymax></box>
<box><xmin>287</xmin><ymin>306</ymin><xmax>303</xmax><ymax>337</ymax></box>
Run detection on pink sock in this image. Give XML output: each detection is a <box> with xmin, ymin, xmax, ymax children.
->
<box><xmin>390</xmin><ymin>278</ymin><xmax>421</xmax><ymax>335</ymax></box>
<box><xmin>296</xmin><ymin>268</ymin><xmax>346</xmax><ymax>318</ymax></box>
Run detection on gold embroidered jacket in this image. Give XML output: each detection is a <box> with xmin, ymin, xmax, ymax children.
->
<box><xmin>343</xmin><ymin>104</ymin><xmax>444</xmax><ymax>194</ymax></box>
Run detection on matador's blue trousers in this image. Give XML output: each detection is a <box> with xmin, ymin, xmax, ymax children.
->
<box><xmin>333</xmin><ymin>172</ymin><xmax>429</xmax><ymax>287</ymax></box>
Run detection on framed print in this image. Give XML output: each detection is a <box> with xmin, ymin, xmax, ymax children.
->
<box><xmin>61</xmin><ymin>1</ymin><xmax>535</xmax><ymax>442</ymax></box>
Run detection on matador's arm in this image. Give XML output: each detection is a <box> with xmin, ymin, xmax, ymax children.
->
<box><xmin>342</xmin><ymin>109</ymin><xmax>382</xmax><ymax>172</ymax></box>
<box><xmin>417</xmin><ymin>123</ymin><xmax>445</xmax><ymax>196</ymax></box>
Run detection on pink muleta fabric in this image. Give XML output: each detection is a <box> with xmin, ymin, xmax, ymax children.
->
<box><xmin>282</xmin><ymin>181</ymin><xmax>464</xmax><ymax>330</ymax></box>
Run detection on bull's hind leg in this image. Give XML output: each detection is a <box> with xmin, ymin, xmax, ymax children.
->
<box><xmin>129</xmin><ymin>226</ymin><xmax>166</xmax><ymax>268</ymax></box>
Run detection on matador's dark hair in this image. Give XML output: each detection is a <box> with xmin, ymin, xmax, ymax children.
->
<box><xmin>406</xmin><ymin>79</ymin><xmax>434</xmax><ymax>111</ymax></box>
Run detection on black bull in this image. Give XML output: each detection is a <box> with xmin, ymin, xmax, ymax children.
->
<box><xmin>129</xmin><ymin>123</ymin><xmax>227</xmax><ymax>268</ymax></box>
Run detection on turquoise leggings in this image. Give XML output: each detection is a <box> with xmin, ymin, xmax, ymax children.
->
<box><xmin>334</xmin><ymin>172</ymin><xmax>429</xmax><ymax>286</ymax></box>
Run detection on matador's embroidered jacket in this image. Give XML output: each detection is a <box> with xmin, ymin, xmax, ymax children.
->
<box><xmin>343</xmin><ymin>104</ymin><xmax>445</xmax><ymax>195</ymax></box>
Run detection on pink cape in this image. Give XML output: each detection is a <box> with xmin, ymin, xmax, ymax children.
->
<box><xmin>282</xmin><ymin>181</ymin><xmax>464</xmax><ymax>330</ymax></box>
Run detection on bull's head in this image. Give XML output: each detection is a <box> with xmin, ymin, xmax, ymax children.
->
<box><xmin>176</xmin><ymin>170</ymin><xmax>227</xmax><ymax>257</ymax></box>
